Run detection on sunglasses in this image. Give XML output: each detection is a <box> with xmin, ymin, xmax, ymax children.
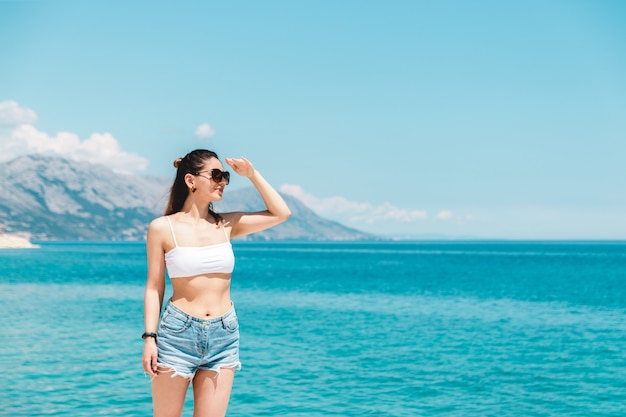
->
<box><xmin>195</xmin><ymin>169</ymin><xmax>230</xmax><ymax>184</ymax></box>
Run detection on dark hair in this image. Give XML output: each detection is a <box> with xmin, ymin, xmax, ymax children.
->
<box><xmin>165</xmin><ymin>149</ymin><xmax>223</xmax><ymax>223</ymax></box>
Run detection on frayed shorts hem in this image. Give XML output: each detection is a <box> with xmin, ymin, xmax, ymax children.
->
<box><xmin>155</xmin><ymin>361</ymin><xmax>242</xmax><ymax>380</ymax></box>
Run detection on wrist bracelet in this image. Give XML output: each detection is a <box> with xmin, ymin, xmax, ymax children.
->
<box><xmin>141</xmin><ymin>332</ymin><xmax>157</xmax><ymax>340</ymax></box>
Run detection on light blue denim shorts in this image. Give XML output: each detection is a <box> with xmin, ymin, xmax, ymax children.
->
<box><xmin>156</xmin><ymin>299</ymin><xmax>241</xmax><ymax>379</ymax></box>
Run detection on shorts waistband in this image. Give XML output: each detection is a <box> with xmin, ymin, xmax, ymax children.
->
<box><xmin>164</xmin><ymin>299</ymin><xmax>236</xmax><ymax>324</ymax></box>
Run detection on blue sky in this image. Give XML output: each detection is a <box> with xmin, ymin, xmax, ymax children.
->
<box><xmin>1</xmin><ymin>0</ymin><xmax>625</xmax><ymax>239</ymax></box>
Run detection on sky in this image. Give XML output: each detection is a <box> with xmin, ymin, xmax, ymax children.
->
<box><xmin>1</xmin><ymin>0</ymin><xmax>625</xmax><ymax>240</ymax></box>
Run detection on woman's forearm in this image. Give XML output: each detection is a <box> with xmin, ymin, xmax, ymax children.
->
<box><xmin>248</xmin><ymin>169</ymin><xmax>291</xmax><ymax>220</ymax></box>
<box><xmin>143</xmin><ymin>287</ymin><xmax>163</xmax><ymax>333</ymax></box>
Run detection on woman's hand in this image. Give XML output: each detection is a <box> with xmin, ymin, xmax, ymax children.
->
<box><xmin>225</xmin><ymin>157</ymin><xmax>256</xmax><ymax>178</ymax></box>
<box><xmin>142</xmin><ymin>339</ymin><xmax>158</xmax><ymax>376</ymax></box>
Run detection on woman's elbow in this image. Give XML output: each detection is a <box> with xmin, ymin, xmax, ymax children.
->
<box><xmin>277</xmin><ymin>208</ymin><xmax>291</xmax><ymax>223</ymax></box>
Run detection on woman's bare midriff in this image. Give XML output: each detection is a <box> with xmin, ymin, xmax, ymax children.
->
<box><xmin>169</xmin><ymin>273</ymin><xmax>233</xmax><ymax>318</ymax></box>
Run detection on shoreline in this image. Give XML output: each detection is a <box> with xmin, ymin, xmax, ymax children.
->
<box><xmin>0</xmin><ymin>234</ymin><xmax>40</xmax><ymax>248</ymax></box>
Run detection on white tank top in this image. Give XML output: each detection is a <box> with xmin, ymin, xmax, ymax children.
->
<box><xmin>164</xmin><ymin>216</ymin><xmax>235</xmax><ymax>278</ymax></box>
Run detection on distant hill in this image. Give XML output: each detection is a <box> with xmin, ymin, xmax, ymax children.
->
<box><xmin>0</xmin><ymin>154</ymin><xmax>377</xmax><ymax>241</ymax></box>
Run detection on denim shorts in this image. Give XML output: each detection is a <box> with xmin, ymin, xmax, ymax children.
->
<box><xmin>156</xmin><ymin>299</ymin><xmax>241</xmax><ymax>379</ymax></box>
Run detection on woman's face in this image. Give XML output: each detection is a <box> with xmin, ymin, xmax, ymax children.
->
<box><xmin>192</xmin><ymin>157</ymin><xmax>229</xmax><ymax>200</ymax></box>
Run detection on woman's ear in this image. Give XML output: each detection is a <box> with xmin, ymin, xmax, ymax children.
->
<box><xmin>184</xmin><ymin>173</ymin><xmax>196</xmax><ymax>191</ymax></box>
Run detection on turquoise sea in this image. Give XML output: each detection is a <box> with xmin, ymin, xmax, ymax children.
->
<box><xmin>1</xmin><ymin>241</ymin><xmax>626</xmax><ymax>416</ymax></box>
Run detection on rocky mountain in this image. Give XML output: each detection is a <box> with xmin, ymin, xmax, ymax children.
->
<box><xmin>0</xmin><ymin>154</ymin><xmax>377</xmax><ymax>241</ymax></box>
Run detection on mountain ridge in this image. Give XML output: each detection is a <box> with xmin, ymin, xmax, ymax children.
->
<box><xmin>0</xmin><ymin>154</ymin><xmax>378</xmax><ymax>241</ymax></box>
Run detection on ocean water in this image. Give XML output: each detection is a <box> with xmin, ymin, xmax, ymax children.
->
<box><xmin>1</xmin><ymin>241</ymin><xmax>626</xmax><ymax>416</ymax></box>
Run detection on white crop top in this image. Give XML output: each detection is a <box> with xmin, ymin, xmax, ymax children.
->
<box><xmin>164</xmin><ymin>216</ymin><xmax>235</xmax><ymax>278</ymax></box>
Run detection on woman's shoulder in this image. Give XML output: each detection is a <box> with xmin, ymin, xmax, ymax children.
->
<box><xmin>148</xmin><ymin>215</ymin><xmax>171</xmax><ymax>234</ymax></box>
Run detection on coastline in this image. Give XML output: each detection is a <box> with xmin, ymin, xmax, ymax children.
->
<box><xmin>0</xmin><ymin>234</ymin><xmax>39</xmax><ymax>248</ymax></box>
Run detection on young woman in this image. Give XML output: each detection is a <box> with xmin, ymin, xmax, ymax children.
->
<box><xmin>141</xmin><ymin>149</ymin><xmax>290</xmax><ymax>417</ymax></box>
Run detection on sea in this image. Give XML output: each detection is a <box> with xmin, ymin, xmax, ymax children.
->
<box><xmin>1</xmin><ymin>241</ymin><xmax>625</xmax><ymax>417</ymax></box>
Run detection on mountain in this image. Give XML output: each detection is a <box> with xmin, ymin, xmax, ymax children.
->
<box><xmin>0</xmin><ymin>154</ymin><xmax>377</xmax><ymax>241</ymax></box>
<box><xmin>0</xmin><ymin>154</ymin><xmax>169</xmax><ymax>240</ymax></box>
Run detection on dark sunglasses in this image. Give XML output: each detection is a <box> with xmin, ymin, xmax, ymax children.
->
<box><xmin>194</xmin><ymin>169</ymin><xmax>230</xmax><ymax>184</ymax></box>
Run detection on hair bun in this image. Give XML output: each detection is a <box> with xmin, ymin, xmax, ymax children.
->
<box><xmin>173</xmin><ymin>157</ymin><xmax>183</xmax><ymax>168</ymax></box>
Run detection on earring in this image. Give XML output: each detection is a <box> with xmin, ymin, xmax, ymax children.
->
<box><xmin>191</xmin><ymin>185</ymin><xmax>196</xmax><ymax>193</ymax></box>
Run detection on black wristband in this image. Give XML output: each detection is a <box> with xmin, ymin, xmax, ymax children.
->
<box><xmin>141</xmin><ymin>332</ymin><xmax>157</xmax><ymax>340</ymax></box>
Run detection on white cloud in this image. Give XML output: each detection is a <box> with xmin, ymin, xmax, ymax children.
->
<box><xmin>195</xmin><ymin>122</ymin><xmax>216</xmax><ymax>139</ymax></box>
<box><xmin>0</xmin><ymin>100</ymin><xmax>148</xmax><ymax>173</ymax></box>
<box><xmin>0</xmin><ymin>100</ymin><xmax>38</xmax><ymax>125</ymax></box>
<box><xmin>280</xmin><ymin>184</ymin><xmax>428</xmax><ymax>224</ymax></box>
<box><xmin>435</xmin><ymin>210</ymin><xmax>475</xmax><ymax>226</ymax></box>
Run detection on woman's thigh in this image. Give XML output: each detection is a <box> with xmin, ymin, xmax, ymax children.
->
<box><xmin>191</xmin><ymin>368</ymin><xmax>236</xmax><ymax>417</ymax></box>
<box><xmin>152</xmin><ymin>370</ymin><xmax>191</xmax><ymax>417</ymax></box>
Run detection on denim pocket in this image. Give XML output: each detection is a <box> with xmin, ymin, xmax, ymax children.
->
<box><xmin>223</xmin><ymin>316</ymin><xmax>239</xmax><ymax>333</ymax></box>
<box><xmin>159</xmin><ymin>311</ymin><xmax>191</xmax><ymax>334</ymax></box>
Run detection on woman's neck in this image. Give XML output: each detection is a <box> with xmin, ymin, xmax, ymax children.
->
<box><xmin>178</xmin><ymin>201</ymin><xmax>211</xmax><ymax>221</ymax></box>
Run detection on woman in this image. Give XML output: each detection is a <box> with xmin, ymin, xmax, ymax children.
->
<box><xmin>141</xmin><ymin>149</ymin><xmax>290</xmax><ymax>417</ymax></box>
